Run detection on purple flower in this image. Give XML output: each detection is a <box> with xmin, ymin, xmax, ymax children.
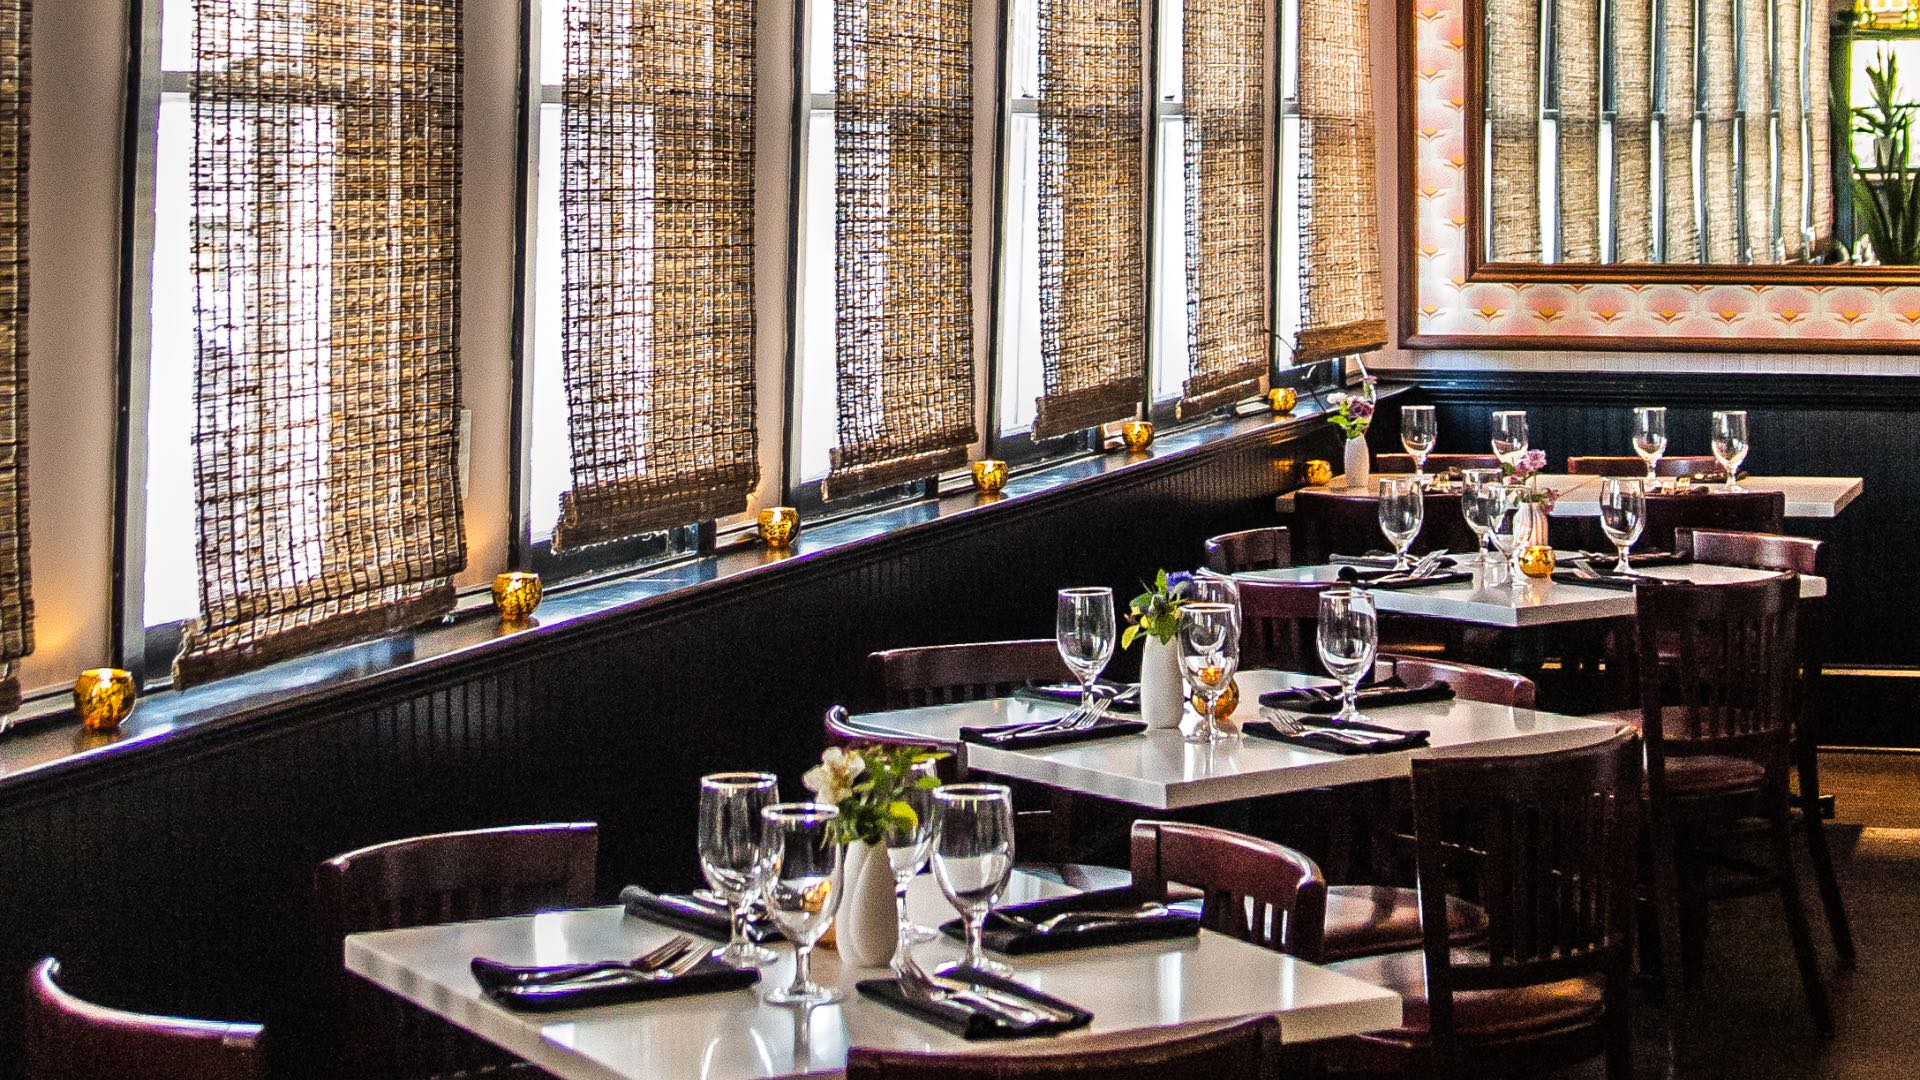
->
<box><xmin>1165</xmin><ymin>571</ymin><xmax>1194</xmax><ymax>597</ymax></box>
<box><xmin>1349</xmin><ymin>398</ymin><xmax>1375</xmax><ymax>420</ymax></box>
<box><xmin>1521</xmin><ymin>448</ymin><xmax>1547</xmax><ymax>472</ymax></box>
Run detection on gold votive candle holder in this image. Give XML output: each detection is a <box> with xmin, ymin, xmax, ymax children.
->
<box><xmin>1304</xmin><ymin>459</ymin><xmax>1334</xmax><ymax>486</ymax></box>
<box><xmin>759</xmin><ymin>506</ymin><xmax>801</xmax><ymax>548</ymax></box>
<box><xmin>491</xmin><ymin>571</ymin><xmax>544</xmax><ymax>622</ymax></box>
<box><xmin>1268</xmin><ymin>387</ymin><xmax>1298</xmax><ymax>414</ymax></box>
<box><xmin>74</xmin><ymin>668</ymin><xmax>136</xmax><ymax>733</ymax></box>
<box><xmin>1120</xmin><ymin>420</ymin><xmax>1155</xmax><ymax>452</ymax></box>
<box><xmin>1519</xmin><ymin>545</ymin><xmax>1557</xmax><ymax>578</ymax></box>
<box><xmin>970</xmin><ymin>459</ymin><xmax>1008</xmax><ymax>495</ymax></box>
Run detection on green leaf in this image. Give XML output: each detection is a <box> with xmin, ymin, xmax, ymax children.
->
<box><xmin>1121</xmin><ymin>624</ymin><xmax>1140</xmax><ymax>650</ymax></box>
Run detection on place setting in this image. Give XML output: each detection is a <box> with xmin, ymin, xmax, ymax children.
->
<box><xmin>1242</xmin><ymin>588</ymin><xmax>1440</xmax><ymax>756</ymax></box>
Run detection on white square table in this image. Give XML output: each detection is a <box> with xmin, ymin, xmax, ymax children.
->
<box><xmin>1274</xmin><ymin>474</ymin><xmax>1862</xmax><ymax>519</ymax></box>
<box><xmin>1235</xmin><ymin>558</ymin><xmax>1826</xmax><ymax>629</ymax></box>
<box><xmin>844</xmin><ymin>669</ymin><xmax>1620</xmax><ymax>810</ymax></box>
<box><xmin>345</xmin><ymin>871</ymin><xmax>1404</xmax><ymax>1080</ymax></box>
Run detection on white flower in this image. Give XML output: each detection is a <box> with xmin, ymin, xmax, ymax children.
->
<box><xmin>802</xmin><ymin>747</ymin><xmax>866</xmax><ymax>805</ymax></box>
<box><xmin>1327</xmin><ymin>392</ymin><xmax>1348</xmax><ymax>408</ymax></box>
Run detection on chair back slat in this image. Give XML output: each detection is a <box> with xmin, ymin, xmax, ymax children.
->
<box><xmin>1292</xmin><ymin>489</ymin><xmax>1485</xmax><ymax>565</ymax></box>
<box><xmin>1383</xmin><ymin>653</ymin><xmax>1535</xmax><ymax>708</ymax></box>
<box><xmin>1130</xmin><ymin>821</ymin><xmax>1328</xmax><ymax>961</ymax></box>
<box><xmin>1203</xmin><ymin>527</ymin><xmax>1292</xmax><ymax>573</ymax></box>
<box><xmin>1375</xmin><ymin>452</ymin><xmax>1502</xmax><ymax>473</ymax></box>
<box><xmin>869</xmin><ymin>640</ymin><xmax>1068</xmax><ymax>710</ymax></box>
<box><xmin>1642</xmin><ymin>490</ymin><xmax>1785</xmax><ymax>551</ymax></box>
<box><xmin>1238</xmin><ymin>578</ymin><xmax>1330</xmax><ymax>673</ymax></box>
<box><xmin>25</xmin><ymin>959</ymin><xmax>266</xmax><ymax>1080</ymax></box>
<box><xmin>1633</xmin><ymin>576</ymin><xmax>1798</xmax><ymax>778</ymax></box>
<box><xmin>1566</xmin><ymin>455</ymin><xmax>1719</xmax><ymax>477</ymax></box>
<box><xmin>845</xmin><ymin>1014</ymin><xmax>1283</xmax><ymax>1079</ymax></box>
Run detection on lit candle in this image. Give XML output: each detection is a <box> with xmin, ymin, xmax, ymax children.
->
<box><xmin>1120</xmin><ymin>420</ymin><xmax>1155</xmax><ymax>452</ymax></box>
<box><xmin>970</xmin><ymin>459</ymin><xmax>1008</xmax><ymax>495</ymax></box>
<box><xmin>491</xmin><ymin>571</ymin><xmax>544</xmax><ymax>622</ymax></box>
<box><xmin>73</xmin><ymin>668</ymin><xmax>137</xmax><ymax>733</ymax></box>
<box><xmin>758</xmin><ymin>506</ymin><xmax>800</xmax><ymax>548</ymax></box>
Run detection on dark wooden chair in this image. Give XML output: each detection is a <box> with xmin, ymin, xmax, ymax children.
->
<box><xmin>1376</xmin><ymin>453</ymin><xmax>1503</xmax><ymax>473</ymax></box>
<box><xmin>845</xmin><ymin>1014</ymin><xmax>1284</xmax><ymax>1079</ymax></box>
<box><xmin>1673</xmin><ymin>528</ymin><xmax>1849</xmax><ymax>962</ymax></box>
<box><xmin>1384</xmin><ymin>653</ymin><xmax>1536</xmax><ymax>709</ymax></box>
<box><xmin>1239</xmin><ymin>577</ymin><xmax>1330</xmax><ymax>673</ymax></box>
<box><xmin>315</xmin><ymin>823</ymin><xmax>599</xmax><ymax>1080</ymax></box>
<box><xmin>1204</xmin><ymin>526</ymin><xmax>1293</xmax><ymax>573</ymax></box>
<box><xmin>1641</xmin><ymin>490</ymin><xmax>1785</xmax><ymax>551</ymax></box>
<box><xmin>1566</xmin><ymin>455</ymin><xmax>1720</xmax><ymax>477</ymax></box>
<box><xmin>1324</xmin><ymin>728</ymin><xmax>1642</xmax><ymax>1079</ymax></box>
<box><xmin>1627</xmin><ymin>576</ymin><xmax>1832</xmax><ymax>1033</ymax></box>
<box><xmin>25</xmin><ymin>958</ymin><xmax>265</xmax><ymax>1080</ymax></box>
<box><xmin>1291</xmin><ymin>488</ymin><xmax>1486</xmax><ymax>565</ymax></box>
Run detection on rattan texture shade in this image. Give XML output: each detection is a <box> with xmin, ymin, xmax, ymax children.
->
<box><xmin>1808</xmin><ymin>0</ymin><xmax>1832</xmax><ymax>252</ymax></box>
<box><xmin>1030</xmin><ymin>0</ymin><xmax>1146</xmax><ymax>438</ymax></box>
<box><xmin>1613</xmin><ymin>0</ymin><xmax>1654</xmax><ymax>262</ymax></box>
<box><xmin>1486</xmin><ymin>0</ymin><xmax>1542</xmax><ymax>261</ymax></box>
<box><xmin>0</xmin><ymin>0</ymin><xmax>28</xmax><ymax>713</ymax></box>
<box><xmin>1180</xmin><ymin>0</ymin><xmax>1268</xmax><ymax>415</ymax></box>
<box><xmin>552</xmin><ymin>0</ymin><xmax>758</xmax><ymax>550</ymax></box>
<box><xmin>829</xmin><ymin>0</ymin><xmax>976</xmax><ymax>498</ymax></box>
<box><xmin>180</xmin><ymin>0</ymin><xmax>467</xmax><ymax>685</ymax></box>
<box><xmin>1740</xmin><ymin>0</ymin><xmax>1773</xmax><ymax>261</ymax></box>
<box><xmin>1662</xmin><ymin>0</ymin><xmax>1700</xmax><ymax>261</ymax></box>
<box><xmin>1297</xmin><ymin>0</ymin><xmax>1387</xmax><ymax>361</ymax></box>
<box><xmin>1556</xmin><ymin>0</ymin><xmax>1601</xmax><ymax>261</ymax></box>
<box><xmin>1779</xmin><ymin>0</ymin><xmax>1805</xmax><ymax>260</ymax></box>
<box><xmin>1702</xmin><ymin>0</ymin><xmax>1738</xmax><ymax>262</ymax></box>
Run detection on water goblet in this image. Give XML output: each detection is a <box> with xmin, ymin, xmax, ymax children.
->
<box><xmin>1400</xmin><ymin>405</ymin><xmax>1438</xmax><ymax>482</ymax></box>
<box><xmin>1377</xmin><ymin>478</ymin><xmax>1425</xmax><ymax>570</ymax></box>
<box><xmin>1056</xmin><ymin>588</ymin><xmax>1116</xmax><ymax>711</ymax></box>
<box><xmin>1599</xmin><ymin>477</ymin><xmax>1647</xmax><ymax>573</ymax></box>
<box><xmin>931</xmin><ymin>784</ymin><xmax>1016</xmax><ymax>976</ymax></box>
<box><xmin>1491</xmin><ymin>411</ymin><xmax>1530</xmax><ymax>469</ymax></box>
<box><xmin>1711</xmin><ymin>410</ymin><xmax>1749</xmax><ymax>491</ymax></box>
<box><xmin>1316</xmin><ymin>588</ymin><xmax>1379</xmax><ymax>724</ymax></box>
<box><xmin>1178</xmin><ymin>602</ymin><xmax>1240</xmax><ymax>743</ymax></box>
<box><xmin>761</xmin><ymin>802</ymin><xmax>844</xmax><ymax>1005</ymax></box>
<box><xmin>698</xmin><ymin>772</ymin><xmax>780</xmax><ymax>966</ymax></box>
<box><xmin>887</xmin><ymin>759</ymin><xmax>942</xmax><ymax>966</ymax></box>
<box><xmin>1632</xmin><ymin>406</ymin><xmax>1668</xmax><ymax>483</ymax></box>
<box><xmin>1460</xmin><ymin>467</ymin><xmax>1505</xmax><ymax>575</ymax></box>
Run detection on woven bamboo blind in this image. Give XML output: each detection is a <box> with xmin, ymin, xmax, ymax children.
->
<box><xmin>1556</xmin><ymin>0</ymin><xmax>1601</xmax><ymax>261</ymax></box>
<box><xmin>552</xmin><ymin>0</ymin><xmax>758</xmax><ymax>549</ymax></box>
<box><xmin>1613</xmin><ymin>0</ymin><xmax>1654</xmax><ymax>262</ymax></box>
<box><xmin>0</xmin><ymin>0</ymin><xmax>28</xmax><ymax>714</ymax></box>
<box><xmin>829</xmin><ymin>0</ymin><xmax>975</xmax><ymax>498</ymax></box>
<box><xmin>1030</xmin><ymin>0</ymin><xmax>1146</xmax><ymax>438</ymax></box>
<box><xmin>1779</xmin><ymin>0</ymin><xmax>1806</xmax><ymax>259</ymax></box>
<box><xmin>1487</xmin><ymin>0</ymin><xmax>1542</xmax><ymax>261</ymax></box>
<box><xmin>1297</xmin><ymin>0</ymin><xmax>1387</xmax><ymax>361</ymax></box>
<box><xmin>180</xmin><ymin>0</ymin><xmax>467</xmax><ymax>685</ymax></box>
<box><xmin>1180</xmin><ymin>0</ymin><xmax>1268</xmax><ymax>415</ymax></box>
<box><xmin>1740</xmin><ymin>0</ymin><xmax>1773</xmax><ymax>261</ymax></box>
<box><xmin>1807</xmin><ymin>0</ymin><xmax>1833</xmax><ymax>252</ymax></box>
<box><xmin>1702</xmin><ymin>0</ymin><xmax>1739</xmax><ymax>262</ymax></box>
<box><xmin>1662</xmin><ymin>0</ymin><xmax>1700</xmax><ymax>261</ymax></box>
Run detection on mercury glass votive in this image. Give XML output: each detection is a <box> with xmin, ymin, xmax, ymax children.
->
<box><xmin>491</xmin><ymin>571</ymin><xmax>544</xmax><ymax>622</ymax></box>
<box><xmin>1268</xmin><ymin>387</ymin><xmax>1298</xmax><ymax>414</ymax></box>
<box><xmin>970</xmin><ymin>459</ymin><xmax>1008</xmax><ymax>495</ymax></box>
<box><xmin>74</xmin><ymin>668</ymin><xmax>137</xmax><ymax>733</ymax></box>
<box><xmin>759</xmin><ymin>506</ymin><xmax>801</xmax><ymax>548</ymax></box>
<box><xmin>1304</xmin><ymin>459</ymin><xmax>1334</xmax><ymax>486</ymax></box>
<box><xmin>1519</xmin><ymin>545</ymin><xmax>1557</xmax><ymax>578</ymax></box>
<box><xmin>1120</xmin><ymin>420</ymin><xmax>1155</xmax><ymax>452</ymax></box>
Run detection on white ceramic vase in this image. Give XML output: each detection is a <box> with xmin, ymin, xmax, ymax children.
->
<box><xmin>1139</xmin><ymin>635</ymin><xmax>1186</xmax><ymax>730</ymax></box>
<box><xmin>1343</xmin><ymin>437</ymin><xmax>1371</xmax><ymax>490</ymax></box>
<box><xmin>836</xmin><ymin>841</ymin><xmax>900</xmax><ymax>967</ymax></box>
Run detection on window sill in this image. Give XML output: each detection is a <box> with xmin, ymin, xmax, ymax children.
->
<box><xmin>0</xmin><ymin>388</ymin><xmax>1391</xmax><ymax>796</ymax></box>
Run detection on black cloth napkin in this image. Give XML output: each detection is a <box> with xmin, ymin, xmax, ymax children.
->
<box><xmin>1572</xmin><ymin>550</ymin><xmax>1690</xmax><ymax>569</ymax></box>
<box><xmin>1243</xmin><ymin>716</ymin><xmax>1431</xmax><ymax>755</ymax></box>
<box><xmin>855</xmin><ymin>966</ymin><xmax>1094</xmax><ymax>1040</ymax></box>
<box><xmin>1330</xmin><ymin>552</ymin><xmax>1461</xmax><ymax>570</ymax></box>
<box><xmin>1257</xmin><ymin>680</ymin><xmax>1455</xmax><ymax>715</ymax></box>
<box><xmin>1550</xmin><ymin>569</ymin><xmax>1662</xmax><ymax>591</ymax></box>
<box><xmin>959</xmin><ymin>714</ymin><xmax>1146</xmax><ymax>751</ymax></box>
<box><xmin>937</xmin><ymin>886</ymin><xmax>1199</xmax><ymax>955</ymax></box>
<box><xmin>471</xmin><ymin>954</ymin><xmax>758</xmax><ymax>1012</ymax></box>
<box><xmin>619</xmin><ymin>885</ymin><xmax>780</xmax><ymax>944</ymax></box>
<box><xmin>1015</xmin><ymin>681</ymin><xmax>1141</xmax><ymax>714</ymax></box>
<box><xmin>1334</xmin><ymin>566</ymin><xmax>1474</xmax><ymax>590</ymax></box>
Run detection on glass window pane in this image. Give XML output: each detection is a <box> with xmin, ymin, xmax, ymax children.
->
<box><xmin>528</xmin><ymin>101</ymin><xmax>569</xmax><ymax>543</ymax></box>
<box><xmin>796</xmin><ymin>109</ymin><xmax>838</xmax><ymax>481</ymax></box>
<box><xmin>540</xmin><ymin>0</ymin><xmax>565</xmax><ymax>87</ymax></box>
<box><xmin>997</xmin><ymin>111</ymin><xmax>1042</xmax><ymax>435</ymax></box>
<box><xmin>145</xmin><ymin>94</ymin><xmax>198</xmax><ymax>627</ymax></box>
<box><xmin>1152</xmin><ymin>116</ymin><xmax>1190</xmax><ymax>403</ymax></box>
<box><xmin>161</xmin><ymin>0</ymin><xmax>195</xmax><ymax>73</ymax></box>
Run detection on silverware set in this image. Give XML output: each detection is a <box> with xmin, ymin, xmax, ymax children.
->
<box><xmin>894</xmin><ymin>960</ymin><xmax>1074</xmax><ymax>1025</ymax></box>
<box><xmin>512</xmin><ymin>934</ymin><xmax>712</xmax><ymax>992</ymax></box>
<box><xmin>990</xmin><ymin>694</ymin><xmax>1115</xmax><ymax>740</ymax></box>
<box><xmin>990</xmin><ymin>902</ymin><xmax>1171</xmax><ymax>934</ymax></box>
<box><xmin>1258</xmin><ymin>707</ymin><xmax>1403</xmax><ymax>747</ymax></box>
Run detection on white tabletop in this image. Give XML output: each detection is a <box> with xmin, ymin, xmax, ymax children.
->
<box><xmin>846</xmin><ymin>670</ymin><xmax>1620</xmax><ymax>810</ymax></box>
<box><xmin>1275</xmin><ymin>474</ymin><xmax>1862</xmax><ymax>519</ymax></box>
<box><xmin>1235</xmin><ymin>558</ymin><xmax>1825</xmax><ymax>629</ymax></box>
<box><xmin>345</xmin><ymin>872</ymin><xmax>1404</xmax><ymax>1080</ymax></box>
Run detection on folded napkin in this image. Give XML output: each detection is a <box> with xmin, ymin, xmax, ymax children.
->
<box><xmin>1572</xmin><ymin>550</ymin><xmax>1690</xmax><ymax>569</ymax></box>
<box><xmin>1257</xmin><ymin>680</ymin><xmax>1455</xmax><ymax>715</ymax></box>
<box><xmin>1335</xmin><ymin>566</ymin><xmax>1474</xmax><ymax>590</ymax></box>
<box><xmin>938</xmin><ymin>886</ymin><xmax>1199</xmax><ymax>956</ymax></box>
<box><xmin>1014</xmin><ymin>681</ymin><xmax>1141</xmax><ymax>714</ymax></box>
<box><xmin>1550</xmin><ymin>569</ymin><xmax>1663</xmax><ymax>591</ymax></box>
<box><xmin>1330</xmin><ymin>552</ymin><xmax>1461</xmax><ymax>570</ymax></box>
<box><xmin>1243</xmin><ymin>716</ymin><xmax>1431</xmax><ymax>755</ymax></box>
<box><xmin>620</xmin><ymin>885</ymin><xmax>780</xmax><ymax>944</ymax></box>
<box><xmin>959</xmin><ymin>713</ymin><xmax>1146</xmax><ymax>751</ymax></box>
<box><xmin>471</xmin><ymin>954</ymin><xmax>758</xmax><ymax>1012</ymax></box>
<box><xmin>855</xmin><ymin>966</ymin><xmax>1094</xmax><ymax>1040</ymax></box>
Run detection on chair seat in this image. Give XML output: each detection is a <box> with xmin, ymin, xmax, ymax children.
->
<box><xmin>1599</xmin><ymin>708</ymin><xmax>1769</xmax><ymax>796</ymax></box>
<box><xmin>1320</xmin><ymin>886</ymin><xmax>1489</xmax><ymax>962</ymax></box>
<box><xmin>1328</xmin><ymin>948</ymin><xmax>1606</xmax><ymax>1046</ymax></box>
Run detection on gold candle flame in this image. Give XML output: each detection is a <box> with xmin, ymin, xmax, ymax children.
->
<box><xmin>758</xmin><ymin>506</ymin><xmax>800</xmax><ymax>548</ymax></box>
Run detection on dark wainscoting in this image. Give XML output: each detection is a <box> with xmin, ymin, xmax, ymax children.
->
<box><xmin>0</xmin><ymin>420</ymin><xmax>1344</xmax><ymax>1078</ymax></box>
<box><xmin>1372</xmin><ymin>367</ymin><xmax>1914</xmax><ymax>746</ymax></box>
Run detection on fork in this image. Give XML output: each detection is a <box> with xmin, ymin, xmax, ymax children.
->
<box><xmin>510</xmin><ymin>935</ymin><xmax>697</xmax><ymax>986</ymax></box>
<box><xmin>1259</xmin><ymin>707</ymin><xmax>1392</xmax><ymax>746</ymax></box>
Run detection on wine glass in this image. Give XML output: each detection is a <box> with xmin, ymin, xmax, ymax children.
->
<box><xmin>1177</xmin><ymin>602</ymin><xmax>1240</xmax><ymax>743</ymax></box>
<box><xmin>761</xmin><ymin>802</ymin><xmax>844</xmax><ymax>1005</ymax></box>
<box><xmin>1056</xmin><ymin>588</ymin><xmax>1116</xmax><ymax>710</ymax></box>
<box><xmin>698</xmin><ymin>772</ymin><xmax>780</xmax><ymax>966</ymax></box>
<box><xmin>1376</xmin><ymin>478</ymin><xmax>1425</xmax><ymax>570</ymax></box>
<box><xmin>1400</xmin><ymin>406</ymin><xmax>1438</xmax><ymax>482</ymax></box>
<box><xmin>1316</xmin><ymin>588</ymin><xmax>1379</xmax><ymax>725</ymax></box>
<box><xmin>1490</xmin><ymin>410</ymin><xmax>1530</xmax><ymax>468</ymax></box>
<box><xmin>1632</xmin><ymin>406</ymin><xmax>1668</xmax><ymax>483</ymax></box>
<box><xmin>1711</xmin><ymin>410</ymin><xmax>1749</xmax><ymax>491</ymax></box>
<box><xmin>1190</xmin><ymin>570</ymin><xmax>1242</xmax><ymax>635</ymax></box>
<box><xmin>886</xmin><ymin>759</ymin><xmax>942</xmax><ymax>967</ymax></box>
<box><xmin>1483</xmin><ymin>484</ymin><xmax>1525</xmax><ymax>586</ymax></box>
<box><xmin>931</xmin><ymin>784</ymin><xmax>1016</xmax><ymax>976</ymax></box>
<box><xmin>1460</xmin><ymin>467</ymin><xmax>1505</xmax><ymax>574</ymax></box>
<box><xmin>1598</xmin><ymin>477</ymin><xmax>1647</xmax><ymax>573</ymax></box>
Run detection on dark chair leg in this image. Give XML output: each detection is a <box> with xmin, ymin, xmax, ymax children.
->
<box><xmin>1772</xmin><ymin>804</ymin><xmax>1835</xmax><ymax>1036</ymax></box>
<box><xmin>1798</xmin><ymin>753</ymin><xmax>1855</xmax><ymax>965</ymax></box>
<box><xmin>1604</xmin><ymin>969</ymin><xmax>1634</xmax><ymax>1080</ymax></box>
<box><xmin>1642</xmin><ymin>814</ymin><xmax>1684</xmax><ymax>998</ymax></box>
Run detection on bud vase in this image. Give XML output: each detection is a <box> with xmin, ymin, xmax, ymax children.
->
<box><xmin>1343</xmin><ymin>437</ymin><xmax>1371</xmax><ymax>490</ymax></box>
<box><xmin>836</xmin><ymin>841</ymin><xmax>899</xmax><ymax>967</ymax></box>
<box><xmin>1139</xmin><ymin>635</ymin><xmax>1186</xmax><ymax>730</ymax></box>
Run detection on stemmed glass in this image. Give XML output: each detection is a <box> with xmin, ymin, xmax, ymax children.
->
<box><xmin>1377</xmin><ymin>478</ymin><xmax>1425</xmax><ymax>570</ymax></box>
<box><xmin>1190</xmin><ymin>570</ymin><xmax>1242</xmax><ymax>633</ymax></box>
<box><xmin>1460</xmin><ymin>467</ymin><xmax>1505</xmax><ymax>575</ymax></box>
<box><xmin>1483</xmin><ymin>484</ymin><xmax>1526</xmax><ymax>586</ymax></box>
<box><xmin>1632</xmin><ymin>406</ymin><xmax>1668</xmax><ymax>483</ymax></box>
<box><xmin>1400</xmin><ymin>406</ymin><xmax>1438</xmax><ymax>482</ymax></box>
<box><xmin>1056</xmin><ymin>588</ymin><xmax>1116</xmax><ymax>711</ymax></box>
<box><xmin>930</xmin><ymin>784</ymin><xmax>1016</xmax><ymax>976</ymax></box>
<box><xmin>1711</xmin><ymin>410</ymin><xmax>1749</xmax><ymax>491</ymax></box>
<box><xmin>1491</xmin><ymin>410</ymin><xmax>1530</xmax><ymax>468</ymax></box>
<box><xmin>1177</xmin><ymin>602</ymin><xmax>1240</xmax><ymax>743</ymax></box>
<box><xmin>886</xmin><ymin>759</ymin><xmax>942</xmax><ymax>969</ymax></box>
<box><xmin>1598</xmin><ymin>478</ymin><xmax>1647</xmax><ymax>573</ymax></box>
<box><xmin>1316</xmin><ymin>588</ymin><xmax>1379</xmax><ymax>725</ymax></box>
<box><xmin>698</xmin><ymin>772</ymin><xmax>781</xmax><ymax>966</ymax></box>
<box><xmin>761</xmin><ymin>803</ymin><xmax>844</xmax><ymax>1005</ymax></box>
